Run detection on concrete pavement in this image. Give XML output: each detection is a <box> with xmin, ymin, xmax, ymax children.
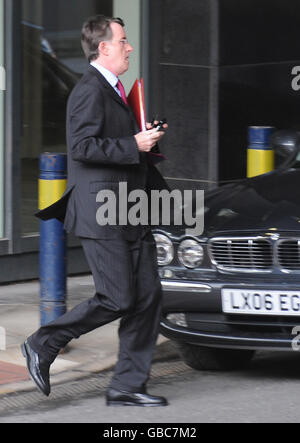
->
<box><xmin>0</xmin><ymin>274</ymin><xmax>167</xmax><ymax>395</ymax></box>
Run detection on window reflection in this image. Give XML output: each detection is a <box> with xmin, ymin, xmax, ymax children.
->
<box><xmin>21</xmin><ymin>0</ymin><xmax>112</xmax><ymax>234</ymax></box>
<box><xmin>0</xmin><ymin>0</ymin><xmax>4</xmax><ymax>239</ymax></box>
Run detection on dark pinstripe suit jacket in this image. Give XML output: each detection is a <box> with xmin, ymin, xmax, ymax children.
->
<box><xmin>36</xmin><ymin>65</ymin><xmax>169</xmax><ymax>240</ymax></box>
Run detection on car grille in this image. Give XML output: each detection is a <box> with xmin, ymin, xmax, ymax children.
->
<box><xmin>277</xmin><ymin>240</ymin><xmax>300</xmax><ymax>270</ymax></box>
<box><xmin>209</xmin><ymin>237</ymin><xmax>273</xmax><ymax>272</ymax></box>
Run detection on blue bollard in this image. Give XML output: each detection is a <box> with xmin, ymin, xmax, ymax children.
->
<box><xmin>39</xmin><ymin>153</ymin><xmax>67</xmax><ymax>326</ymax></box>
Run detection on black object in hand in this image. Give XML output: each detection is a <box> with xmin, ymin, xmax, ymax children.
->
<box><xmin>152</xmin><ymin>118</ymin><xmax>167</xmax><ymax>131</ymax></box>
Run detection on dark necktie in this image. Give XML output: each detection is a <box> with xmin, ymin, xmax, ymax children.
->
<box><xmin>116</xmin><ymin>79</ymin><xmax>128</xmax><ymax>105</ymax></box>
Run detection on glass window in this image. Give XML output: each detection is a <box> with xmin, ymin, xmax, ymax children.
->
<box><xmin>21</xmin><ymin>0</ymin><xmax>113</xmax><ymax>234</ymax></box>
<box><xmin>20</xmin><ymin>0</ymin><xmax>142</xmax><ymax>235</ymax></box>
<box><xmin>0</xmin><ymin>0</ymin><xmax>4</xmax><ymax>239</ymax></box>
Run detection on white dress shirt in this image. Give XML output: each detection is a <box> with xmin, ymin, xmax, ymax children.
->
<box><xmin>90</xmin><ymin>61</ymin><xmax>121</xmax><ymax>98</ymax></box>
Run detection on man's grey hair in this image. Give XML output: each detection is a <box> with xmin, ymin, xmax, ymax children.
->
<box><xmin>81</xmin><ymin>15</ymin><xmax>124</xmax><ymax>62</ymax></box>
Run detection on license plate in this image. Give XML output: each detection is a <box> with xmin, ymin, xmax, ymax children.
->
<box><xmin>222</xmin><ymin>289</ymin><xmax>300</xmax><ymax>316</ymax></box>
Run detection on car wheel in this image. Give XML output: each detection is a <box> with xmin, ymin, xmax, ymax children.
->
<box><xmin>176</xmin><ymin>342</ymin><xmax>255</xmax><ymax>371</ymax></box>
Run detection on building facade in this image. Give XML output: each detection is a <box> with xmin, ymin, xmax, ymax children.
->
<box><xmin>1</xmin><ymin>0</ymin><xmax>300</xmax><ymax>282</ymax></box>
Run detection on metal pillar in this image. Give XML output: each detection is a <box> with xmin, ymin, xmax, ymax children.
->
<box><xmin>247</xmin><ymin>126</ymin><xmax>275</xmax><ymax>178</ymax></box>
<box><xmin>39</xmin><ymin>153</ymin><xmax>67</xmax><ymax>325</ymax></box>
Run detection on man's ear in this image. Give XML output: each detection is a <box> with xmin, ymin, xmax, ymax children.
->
<box><xmin>99</xmin><ymin>41</ymin><xmax>109</xmax><ymax>56</ymax></box>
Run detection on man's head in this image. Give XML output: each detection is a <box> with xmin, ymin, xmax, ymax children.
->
<box><xmin>81</xmin><ymin>15</ymin><xmax>133</xmax><ymax>76</ymax></box>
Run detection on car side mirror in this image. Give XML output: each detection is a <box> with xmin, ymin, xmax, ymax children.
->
<box><xmin>270</xmin><ymin>130</ymin><xmax>300</xmax><ymax>168</ymax></box>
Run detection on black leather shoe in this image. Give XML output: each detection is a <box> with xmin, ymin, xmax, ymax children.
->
<box><xmin>106</xmin><ymin>388</ymin><xmax>168</xmax><ymax>407</ymax></box>
<box><xmin>21</xmin><ymin>340</ymin><xmax>51</xmax><ymax>396</ymax></box>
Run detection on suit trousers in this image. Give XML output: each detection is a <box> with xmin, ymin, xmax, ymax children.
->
<box><xmin>28</xmin><ymin>230</ymin><xmax>162</xmax><ymax>392</ymax></box>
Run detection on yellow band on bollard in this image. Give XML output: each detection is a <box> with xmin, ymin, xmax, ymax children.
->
<box><xmin>38</xmin><ymin>179</ymin><xmax>67</xmax><ymax>210</ymax></box>
<box><xmin>247</xmin><ymin>149</ymin><xmax>274</xmax><ymax>178</ymax></box>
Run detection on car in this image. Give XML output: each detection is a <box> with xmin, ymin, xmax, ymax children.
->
<box><xmin>154</xmin><ymin>130</ymin><xmax>300</xmax><ymax>371</ymax></box>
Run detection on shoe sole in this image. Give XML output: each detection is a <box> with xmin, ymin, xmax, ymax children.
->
<box><xmin>106</xmin><ymin>401</ymin><xmax>168</xmax><ymax>407</ymax></box>
<box><xmin>21</xmin><ymin>342</ymin><xmax>50</xmax><ymax>397</ymax></box>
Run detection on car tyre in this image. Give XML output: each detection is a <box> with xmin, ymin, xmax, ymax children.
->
<box><xmin>176</xmin><ymin>342</ymin><xmax>255</xmax><ymax>371</ymax></box>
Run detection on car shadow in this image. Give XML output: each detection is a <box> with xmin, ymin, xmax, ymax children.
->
<box><xmin>157</xmin><ymin>340</ymin><xmax>300</xmax><ymax>380</ymax></box>
<box><xmin>241</xmin><ymin>350</ymin><xmax>300</xmax><ymax>380</ymax></box>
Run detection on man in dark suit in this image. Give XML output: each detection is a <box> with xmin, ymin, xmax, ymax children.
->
<box><xmin>21</xmin><ymin>15</ymin><xmax>169</xmax><ymax>407</ymax></box>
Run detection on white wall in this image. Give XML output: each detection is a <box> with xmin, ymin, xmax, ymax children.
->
<box><xmin>113</xmin><ymin>0</ymin><xmax>141</xmax><ymax>94</ymax></box>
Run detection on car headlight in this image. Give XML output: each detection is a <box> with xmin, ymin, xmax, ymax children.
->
<box><xmin>178</xmin><ymin>239</ymin><xmax>204</xmax><ymax>268</ymax></box>
<box><xmin>153</xmin><ymin>234</ymin><xmax>174</xmax><ymax>266</ymax></box>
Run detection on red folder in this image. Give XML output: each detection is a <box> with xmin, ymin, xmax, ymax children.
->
<box><xmin>127</xmin><ymin>78</ymin><xmax>166</xmax><ymax>165</ymax></box>
<box><xmin>127</xmin><ymin>78</ymin><xmax>146</xmax><ymax>131</ymax></box>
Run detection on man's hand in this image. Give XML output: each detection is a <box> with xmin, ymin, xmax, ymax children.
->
<box><xmin>134</xmin><ymin>121</ymin><xmax>168</xmax><ymax>153</ymax></box>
